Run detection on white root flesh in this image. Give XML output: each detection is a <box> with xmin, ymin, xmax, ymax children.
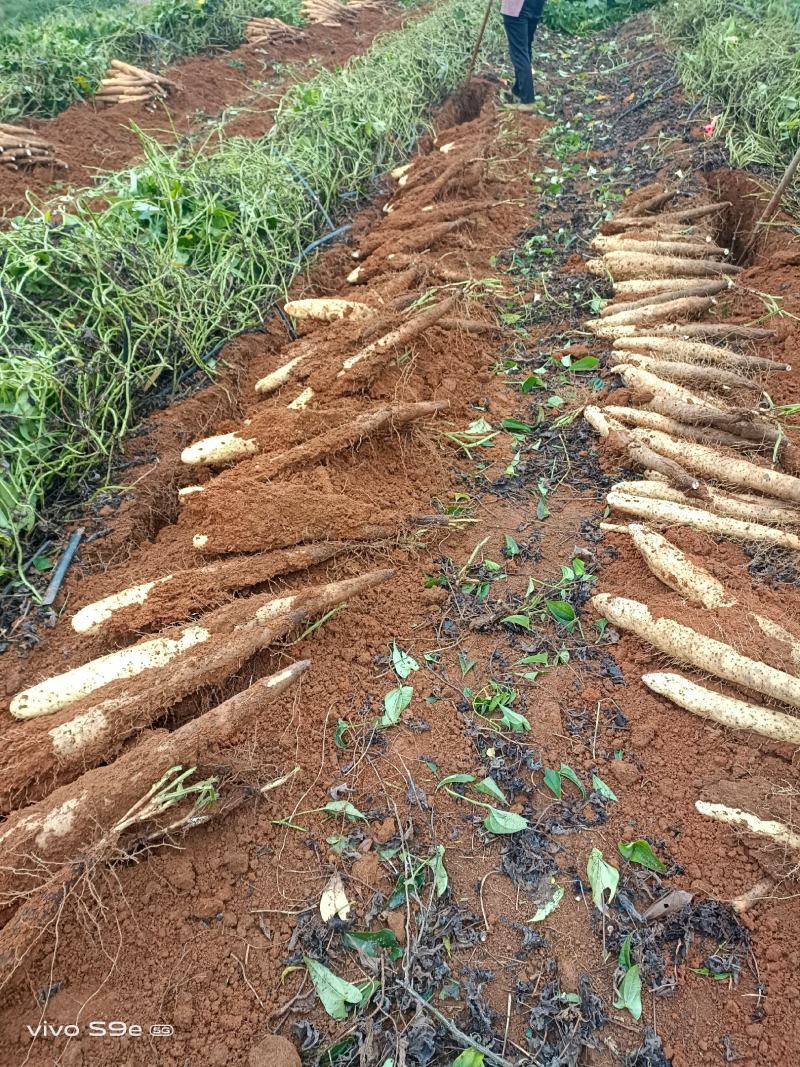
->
<box><xmin>644</xmin><ymin>673</ymin><xmax>800</xmax><ymax>746</ymax></box>
<box><xmin>181</xmin><ymin>431</ymin><xmax>259</xmax><ymax>467</ymax></box>
<box><xmin>255</xmin><ymin>354</ymin><xmax>306</xmax><ymax>395</ymax></box>
<box><xmin>603</xmin><ymin>406</ymin><xmax>755</xmax><ymax>450</ymax></box>
<box><xmin>614</xmin><ymin>335</ymin><xmax>790</xmax><ymax>372</ymax></box>
<box><xmin>631</xmin><ymin>427</ymin><xmax>800</xmax><ymax>504</ymax></box>
<box><xmin>695</xmin><ymin>801</ymin><xmax>800</xmax><ymax>853</ymax></box>
<box><xmin>284</xmin><ymin>298</ymin><xmax>374</xmax><ymax>322</ymax></box>
<box><xmin>610</xmin><ymin>479</ymin><xmax>800</xmax><ymax>527</ymax></box>
<box><xmin>614</xmin><ymin>278</ymin><xmax>728</xmax><ymax>297</ymax></box>
<box><xmin>593</xmin><ymin>592</ymin><xmax>800</xmax><ymax>707</ymax></box>
<box><xmin>288</xmin><ymin>386</ymin><xmax>314</xmax><ymax>410</ymax></box>
<box><xmin>587</xmin><ymin>295</ymin><xmax>714</xmax><ymax>330</ymax></box>
<box><xmin>600</xmin><ymin>251</ymin><xmax>741</xmax><ymax>280</ymax></box>
<box><xmin>609</xmin><ymin>352</ymin><xmax>755</xmax><ymax>390</ymax></box>
<box><xmin>10</xmin><ymin>627</ymin><xmax>210</xmax><ymax>719</ymax></box>
<box><xmin>623</xmin><ymin>525</ymin><xmax>733</xmax><ymax>607</ymax></box>
<box><xmin>609</xmin><ymin>364</ymin><xmax>727</xmax><ymax>414</ymax></box>
<box><xmin>605</xmin><ymin>491</ymin><xmax>800</xmax><ymax>550</ymax></box>
<box><xmin>72</xmin><ymin>577</ymin><xmax>170</xmax><ymax>634</ymax></box>
<box><xmin>592</xmin><ymin>235</ymin><xmax>728</xmax><ymax>258</ymax></box>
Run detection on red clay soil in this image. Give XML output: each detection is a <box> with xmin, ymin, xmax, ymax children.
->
<box><xmin>0</xmin><ymin>4</ymin><xmax>412</xmax><ymax>220</ymax></box>
<box><xmin>2</xmin><ymin>20</ymin><xmax>800</xmax><ymax>1067</ymax></box>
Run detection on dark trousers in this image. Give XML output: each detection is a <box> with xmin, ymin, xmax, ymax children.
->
<box><xmin>503</xmin><ymin>6</ymin><xmax>540</xmax><ymax>104</ymax></box>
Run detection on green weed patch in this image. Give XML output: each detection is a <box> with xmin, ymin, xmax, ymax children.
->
<box><xmin>0</xmin><ymin>0</ymin><xmax>301</xmax><ymax>121</ymax></box>
<box><xmin>663</xmin><ymin>0</ymin><xmax>800</xmax><ymax>167</ymax></box>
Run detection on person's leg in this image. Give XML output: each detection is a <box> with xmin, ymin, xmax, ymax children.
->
<box><xmin>503</xmin><ymin>14</ymin><xmax>534</xmax><ymax>104</ymax></box>
<box><xmin>526</xmin><ymin>17</ymin><xmax>539</xmax><ymax>99</ymax></box>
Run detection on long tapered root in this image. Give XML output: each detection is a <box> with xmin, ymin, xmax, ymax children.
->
<box><xmin>605</xmin><ymin>491</ymin><xmax>800</xmax><ymax>550</ymax></box>
<box><xmin>593</xmin><ymin>592</ymin><xmax>800</xmax><ymax>709</ymax></box>
<box><xmin>695</xmin><ymin>801</ymin><xmax>800</xmax><ymax>853</ymax></box>
<box><xmin>644</xmin><ymin>672</ymin><xmax>800</xmax><ymax>745</ymax></box>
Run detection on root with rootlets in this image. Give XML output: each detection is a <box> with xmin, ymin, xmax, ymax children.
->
<box><xmin>0</xmin><ymin>569</ymin><xmax>393</xmax><ymax>813</ymax></box>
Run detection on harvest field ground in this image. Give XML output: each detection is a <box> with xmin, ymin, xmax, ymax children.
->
<box><xmin>2</xmin><ymin>2</ymin><xmax>800</xmax><ymax>1067</ymax></box>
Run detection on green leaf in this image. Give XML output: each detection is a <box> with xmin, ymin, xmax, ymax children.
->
<box><xmin>483</xmin><ymin>806</ymin><xmax>529</xmax><ymax>834</ymax></box>
<box><xmin>379</xmin><ymin>685</ymin><xmax>413</xmax><ymax>727</ymax></box>
<box><xmin>452</xmin><ymin>1051</ymin><xmax>485</xmax><ymax>1067</ymax></box>
<box><xmin>334</xmin><ymin>719</ymin><xmax>350</xmax><ymax>749</ymax></box>
<box><xmin>501</xmin><ymin>417</ymin><xmax>534</xmax><ymax>435</ymax></box>
<box><xmin>473</xmin><ymin>776</ymin><xmax>507</xmax><ymax>804</ymax></box>
<box><xmin>341</xmin><ymin>929</ymin><xmax>402</xmax><ymax>961</ymax></box>
<box><xmin>304</xmin><ymin>957</ymin><xmax>363</xmax><ymax>1020</ymax></box>
<box><xmin>613</xmin><ymin>964</ymin><xmax>642</xmax><ymax>1021</ymax></box>
<box><xmin>458</xmin><ymin>651</ymin><xmax>477</xmax><ymax>676</ymax></box>
<box><xmin>586</xmin><ymin>847</ymin><xmax>619</xmax><ymax>911</ymax></box>
<box><xmin>530</xmin><ymin>881</ymin><xmax>564</xmax><ymax>922</ymax></box>
<box><xmin>546</xmin><ymin>599</ymin><xmax>577</xmax><ymax>627</ymax></box>
<box><xmin>498</xmin><ymin>705</ymin><xmax>531</xmax><ymax>733</ymax></box>
<box><xmin>536</xmin><ymin>496</ymin><xmax>550</xmax><ymax>520</ymax></box>
<box><xmin>387</xmin><ymin>868</ymin><xmax>425</xmax><ymax>909</ymax></box>
<box><xmin>617</xmin><ymin>839</ymin><xmax>667</xmax><ymax>874</ymax></box>
<box><xmin>323</xmin><ymin>800</ymin><xmax>366</xmax><ymax>821</ymax></box>
<box><xmin>618</xmin><ymin>931</ymin><xmax>633</xmax><ymax>970</ymax></box>
<box><xmin>504</xmin><ymin>534</ymin><xmax>521</xmax><ymax>557</ymax></box>
<box><xmin>521</xmin><ymin>374</ymin><xmax>547</xmax><ymax>392</ymax></box>
<box><xmin>516</xmin><ymin>651</ymin><xmax>549</xmax><ymax>667</ymax></box>
<box><xmin>569</xmin><ymin>355</ymin><xmax>599</xmax><ymax>372</ymax></box>
<box><xmin>502</xmin><ymin>613</ymin><xmax>532</xmax><ymax>629</ymax></box>
<box><xmin>543</xmin><ymin>767</ymin><xmax>562</xmax><ymax>798</ymax></box>
<box><xmin>31</xmin><ymin>555</ymin><xmax>52</xmax><ymax>572</ymax></box>
<box><xmin>437</xmin><ymin>773</ymin><xmax>476</xmax><ymax>790</ymax></box>
<box><xmin>391</xmin><ymin>642</ymin><xmax>420</xmax><ymax>679</ymax></box>
<box><xmin>591</xmin><ymin>774</ymin><xmax>618</xmax><ymax>802</ymax></box>
<box><xmin>559</xmin><ymin>763</ymin><xmax>586</xmax><ymax>797</ymax></box>
<box><xmin>430</xmin><ymin>844</ymin><xmax>448</xmax><ymax>898</ymax></box>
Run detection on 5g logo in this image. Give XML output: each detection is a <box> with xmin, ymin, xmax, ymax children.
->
<box><xmin>150</xmin><ymin>1024</ymin><xmax>175</xmax><ymax>1038</ymax></box>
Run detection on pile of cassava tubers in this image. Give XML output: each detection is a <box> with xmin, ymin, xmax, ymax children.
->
<box><xmin>2</xmin><ymin>136</ymin><xmax>498</xmax><ymax>980</ymax></box>
<box><xmin>0</xmin><ymin>123</ymin><xmax>66</xmax><ymax>171</ymax></box>
<box><xmin>95</xmin><ymin>60</ymin><xmax>178</xmax><ymax>106</ymax></box>
<box><xmin>583</xmin><ymin>184</ymin><xmax>800</xmax><ymax>882</ymax></box>
<box><xmin>244</xmin><ymin>16</ymin><xmax>306</xmax><ymax>45</ymax></box>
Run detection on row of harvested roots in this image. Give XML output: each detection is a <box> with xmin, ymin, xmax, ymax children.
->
<box><xmin>583</xmin><ymin>184</ymin><xmax>800</xmax><ymax>892</ymax></box>
<box><xmin>0</xmin><ymin>124</ymin><xmax>495</xmax><ymax>982</ymax></box>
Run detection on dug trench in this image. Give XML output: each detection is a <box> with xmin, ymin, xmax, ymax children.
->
<box><xmin>1</xmin><ymin>17</ymin><xmax>800</xmax><ymax>1067</ymax></box>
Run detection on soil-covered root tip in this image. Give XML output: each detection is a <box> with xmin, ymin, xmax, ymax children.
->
<box><xmin>70</xmin><ymin>541</ymin><xmax>352</xmax><ymax>636</ymax></box>
<box><xmin>187</xmin><ymin>485</ymin><xmax>401</xmax><ymax>556</ymax></box>
<box><xmin>695</xmin><ymin>801</ymin><xmax>800</xmax><ymax>853</ymax></box>
<box><xmin>644</xmin><ymin>673</ymin><xmax>800</xmax><ymax>745</ymax></box>
<box><xmin>593</xmin><ymin>592</ymin><xmax>800</xmax><ymax>708</ymax></box>
<box><xmin>0</xmin><ymin>662</ymin><xmax>310</xmax><ymax>908</ymax></box>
